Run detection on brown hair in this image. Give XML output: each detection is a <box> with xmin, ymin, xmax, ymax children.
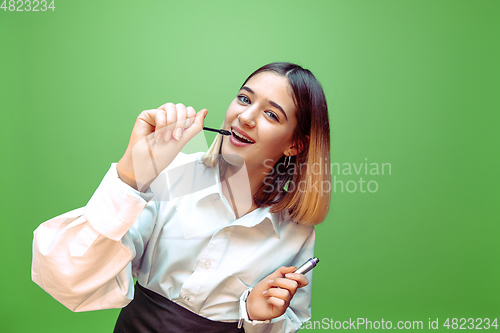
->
<box><xmin>203</xmin><ymin>62</ymin><xmax>331</xmax><ymax>225</ymax></box>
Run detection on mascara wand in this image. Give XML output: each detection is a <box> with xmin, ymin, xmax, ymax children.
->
<box><xmin>203</xmin><ymin>127</ymin><xmax>231</xmax><ymax>136</ymax></box>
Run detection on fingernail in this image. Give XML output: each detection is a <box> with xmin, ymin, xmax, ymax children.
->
<box><xmin>155</xmin><ymin>133</ymin><xmax>160</xmax><ymax>143</ymax></box>
<box><xmin>204</xmin><ymin>109</ymin><xmax>208</xmax><ymax>118</ymax></box>
<box><xmin>262</xmin><ymin>290</ymin><xmax>267</xmax><ymax>296</ymax></box>
<box><xmin>268</xmin><ymin>279</ymin><xmax>274</xmax><ymax>285</ymax></box>
<box><xmin>164</xmin><ymin>130</ymin><xmax>172</xmax><ymax>142</ymax></box>
<box><xmin>185</xmin><ymin>119</ymin><xmax>191</xmax><ymax>128</ymax></box>
<box><xmin>174</xmin><ymin>128</ymin><xmax>183</xmax><ymax>140</ymax></box>
<box><xmin>285</xmin><ymin>273</ymin><xmax>294</xmax><ymax>279</ymax></box>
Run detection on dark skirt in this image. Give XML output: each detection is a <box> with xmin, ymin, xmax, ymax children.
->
<box><xmin>113</xmin><ymin>283</ymin><xmax>244</xmax><ymax>333</ymax></box>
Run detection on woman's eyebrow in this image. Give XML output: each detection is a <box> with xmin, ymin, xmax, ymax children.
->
<box><xmin>240</xmin><ymin>86</ymin><xmax>288</xmax><ymax>121</ymax></box>
<box><xmin>269</xmin><ymin>101</ymin><xmax>288</xmax><ymax>121</ymax></box>
<box><xmin>241</xmin><ymin>86</ymin><xmax>254</xmax><ymax>95</ymax></box>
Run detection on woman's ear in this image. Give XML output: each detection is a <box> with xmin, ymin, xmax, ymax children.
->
<box><xmin>286</xmin><ymin>135</ymin><xmax>310</xmax><ymax>156</ymax></box>
<box><xmin>285</xmin><ymin>146</ymin><xmax>298</xmax><ymax>157</ymax></box>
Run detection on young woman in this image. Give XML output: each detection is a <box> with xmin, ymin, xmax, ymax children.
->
<box><xmin>32</xmin><ymin>62</ymin><xmax>331</xmax><ymax>333</ymax></box>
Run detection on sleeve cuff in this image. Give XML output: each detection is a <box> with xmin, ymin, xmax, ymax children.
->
<box><xmin>83</xmin><ymin>163</ymin><xmax>154</xmax><ymax>241</ymax></box>
<box><xmin>237</xmin><ymin>289</ymin><xmax>271</xmax><ymax>329</ymax></box>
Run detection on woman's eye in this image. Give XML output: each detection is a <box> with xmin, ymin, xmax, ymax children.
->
<box><xmin>265</xmin><ymin>110</ymin><xmax>279</xmax><ymax>121</ymax></box>
<box><xmin>237</xmin><ymin>95</ymin><xmax>250</xmax><ymax>104</ymax></box>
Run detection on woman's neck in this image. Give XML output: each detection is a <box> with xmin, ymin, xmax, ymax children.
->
<box><xmin>220</xmin><ymin>162</ymin><xmax>266</xmax><ymax>219</ymax></box>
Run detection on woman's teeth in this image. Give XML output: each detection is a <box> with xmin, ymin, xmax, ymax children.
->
<box><xmin>232</xmin><ymin>129</ymin><xmax>255</xmax><ymax>143</ymax></box>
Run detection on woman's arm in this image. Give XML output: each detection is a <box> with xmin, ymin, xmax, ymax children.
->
<box><xmin>239</xmin><ymin>227</ymin><xmax>316</xmax><ymax>333</ymax></box>
<box><xmin>31</xmin><ymin>163</ymin><xmax>157</xmax><ymax>311</ymax></box>
<box><xmin>32</xmin><ymin>104</ymin><xmax>207</xmax><ymax>311</ymax></box>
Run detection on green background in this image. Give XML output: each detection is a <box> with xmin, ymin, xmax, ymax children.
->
<box><xmin>1</xmin><ymin>0</ymin><xmax>499</xmax><ymax>332</ymax></box>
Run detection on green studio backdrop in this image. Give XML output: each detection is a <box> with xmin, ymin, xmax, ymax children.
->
<box><xmin>1</xmin><ymin>0</ymin><xmax>499</xmax><ymax>332</ymax></box>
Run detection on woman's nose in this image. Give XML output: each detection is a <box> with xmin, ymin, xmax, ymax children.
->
<box><xmin>238</xmin><ymin>108</ymin><xmax>257</xmax><ymax>128</ymax></box>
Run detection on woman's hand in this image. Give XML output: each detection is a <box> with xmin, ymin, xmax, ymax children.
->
<box><xmin>117</xmin><ymin>103</ymin><xmax>208</xmax><ymax>191</ymax></box>
<box><xmin>246</xmin><ymin>266</ymin><xmax>309</xmax><ymax>321</ymax></box>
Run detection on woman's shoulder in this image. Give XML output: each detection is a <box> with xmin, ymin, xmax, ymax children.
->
<box><xmin>270</xmin><ymin>208</ymin><xmax>316</xmax><ymax>239</ymax></box>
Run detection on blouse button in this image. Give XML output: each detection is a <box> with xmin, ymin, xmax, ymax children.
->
<box><xmin>205</xmin><ymin>261</ymin><xmax>211</xmax><ymax>269</ymax></box>
<box><xmin>215</xmin><ymin>198</ymin><xmax>221</xmax><ymax>202</ymax></box>
<box><xmin>183</xmin><ymin>295</ymin><xmax>190</xmax><ymax>302</ymax></box>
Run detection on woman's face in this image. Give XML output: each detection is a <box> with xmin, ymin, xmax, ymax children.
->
<box><xmin>221</xmin><ymin>71</ymin><xmax>298</xmax><ymax>173</ymax></box>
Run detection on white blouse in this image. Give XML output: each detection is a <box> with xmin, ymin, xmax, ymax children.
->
<box><xmin>32</xmin><ymin>152</ymin><xmax>316</xmax><ymax>333</ymax></box>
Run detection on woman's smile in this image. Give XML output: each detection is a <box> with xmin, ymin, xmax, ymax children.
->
<box><xmin>230</xmin><ymin>126</ymin><xmax>256</xmax><ymax>146</ymax></box>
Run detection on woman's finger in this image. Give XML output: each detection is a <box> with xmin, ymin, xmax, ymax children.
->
<box><xmin>135</xmin><ymin>109</ymin><xmax>166</xmax><ymax>137</ymax></box>
<box><xmin>268</xmin><ymin>277</ymin><xmax>299</xmax><ymax>298</ymax></box>
<box><xmin>186</xmin><ymin>106</ymin><xmax>196</xmax><ymax>128</ymax></box>
<box><xmin>174</xmin><ymin>103</ymin><xmax>187</xmax><ymax>140</ymax></box>
<box><xmin>182</xmin><ymin>108</ymin><xmax>207</xmax><ymax>140</ymax></box>
<box><xmin>164</xmin><ymin>102</ymin><xmax>177</xmax><ymax>142</ymax></box>
<box><xmin>266</xmin><ymin>296</ymin><xmax>286</xmax><ymax>309</ymax></box>
<box><xmin>284</xmin><ymin>272</ymin><xmax>309</xmax><ymax>288</ymax></box>
<box><xmin>154</xmin><ymin>109</ymin><xmax>167</xmax><ymax>142</ymax></box>
<box><xmin>263</xmin><ymin>287</ymin><xmax>291</xmax><ymax>303</ymax></box>
<box><xmin>157</xmin><ymin>102</ymin><xmax>173</xmax><ymax>111</ymax></box>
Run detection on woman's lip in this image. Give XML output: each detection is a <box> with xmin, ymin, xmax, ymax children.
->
<box><xmin>229</xmin><ymin>133</ymin><xmax>253</xmax><ymax>147</ymax></box>
<box><xmin>231</xmin><ymin>126</ymin><xmax>255</xmax><ymax>142</ymax></box>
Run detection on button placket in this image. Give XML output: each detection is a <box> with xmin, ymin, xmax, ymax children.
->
<box><xmin>178</xmin><ymin>231</ymin><xmax>231</xmax><ymax>312</ymax></box>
